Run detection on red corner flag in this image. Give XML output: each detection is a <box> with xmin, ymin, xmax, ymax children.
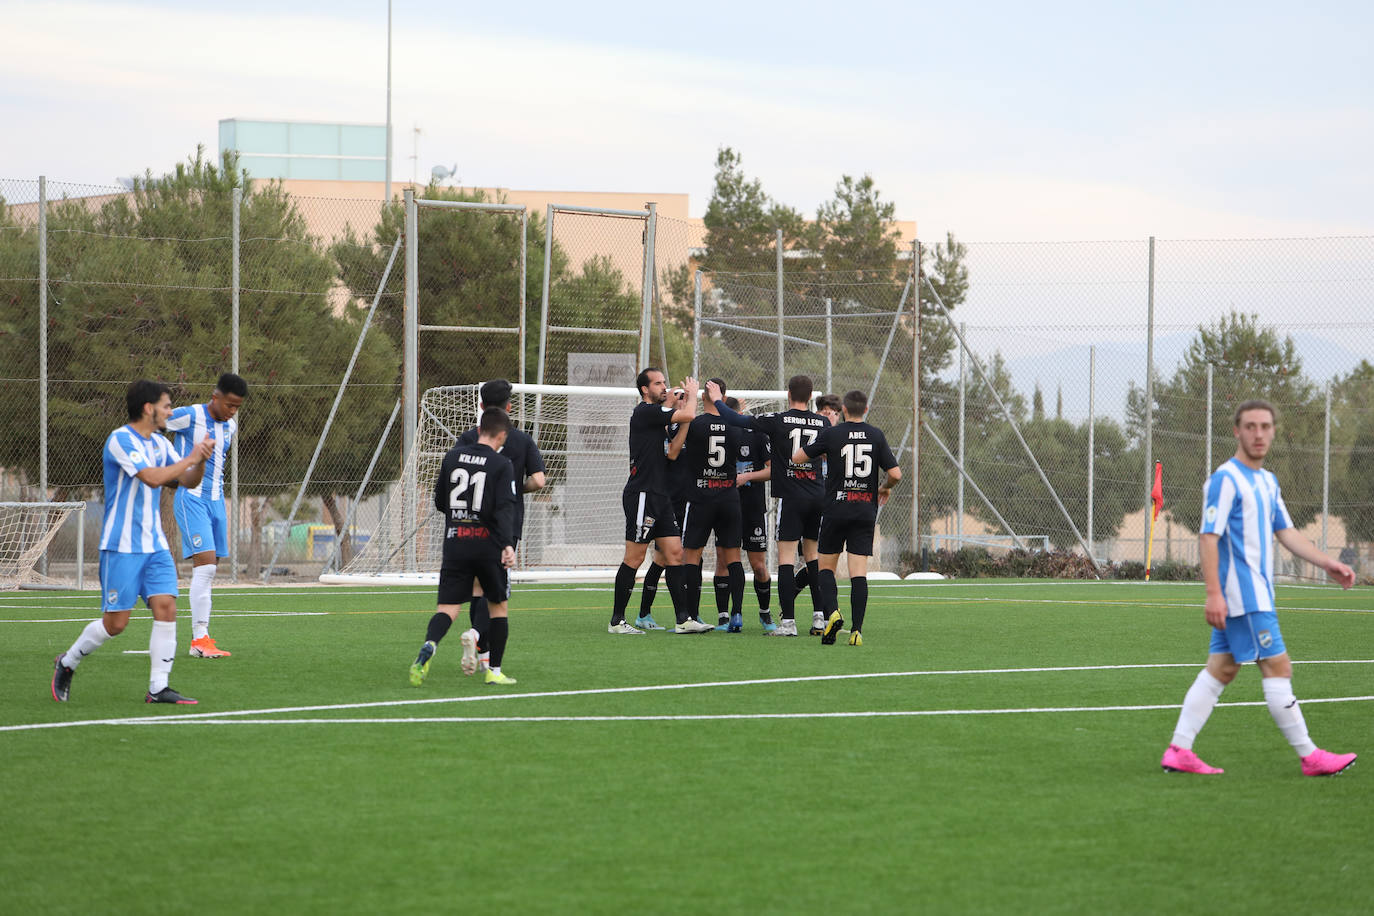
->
<box><xmin>1150</xmin><ymin>461</ymin><xmax>1163</xmax><ymax>520</ymax></box>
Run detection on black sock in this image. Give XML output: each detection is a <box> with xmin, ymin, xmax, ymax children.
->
<box><xmin>487</xmin><ymin>617</ymin><xmax>509</xmax><ymax>669</ymax></box>
<box><xmin>794</xmin><ymin>563</ymin><xmax>810</xmax><ymax>593</ymax></box>
<box><xmin>714</xmin><ymin>574</ymin><xmax>730</xmax><ymax>620</ymax></box>
<box><xmin>851</xmin><ymin>576</ymin><xmax>868</xmax><ymax>632</ymax></box>
<box><xmin>469</xmin><ymin>595</ymin><xmax>490</xmax><ymax>651</ymax></box>
<box><xmin>612</xmin><ymin>562</ymin><xmax>637</xmax><ymax>624</ymax></box>
<box><xmin>819</xmin><ymin>569</ymin><xmax>839</xmax><ymax>617</ymax></box>
<box><xmin>425</xmin><ymin>612</ymin><xmax>453</xmax><ymax>644</ymax></box>
<box><xmin>639</xmin><ymin>562</ymin><xmax>664</xmax><ymax>619</ymax></box>
<box><xmin>806</xmin><ymin>559</ymin><xmax>822</xmax><ymax>613</ymax></box>
<box><xmin>665</xmin><ymin>564</ymin><xmax>688</xmax><ymax>625</ymax></box>
<box><xmin>685</xmin><ymin>564</ymin><xmax>704</xmax><ymax>622</ymax></box>
<box><xmin>754</xmin><ymin>577</ymin><xmax>771</xmax><ymax>612</ymax></box>
<box><xmin>778</xmin><ymin>564</ymin><xmax>796</xmax><ymax>620</ymax></box>
<box><xmin>728</xmin><ymin>562</ymin><xmax>745</xmax><ymax>616</ymax></box>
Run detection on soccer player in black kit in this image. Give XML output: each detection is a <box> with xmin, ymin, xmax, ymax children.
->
<box><xmin>728</xmin><ymin>396</ymin><xmax>775</xmax><ymax>633</ymax></box>
<box><xmin>680</xmin><ymin>379</ymin><xmax>747</xmax><ymax>631</ymax></box>
<box><xmin>455</xmin><ymin>379</ymin><xmax>547</xmax><ymax>675</ymax></box>
<box><xmin>409</xmin><ymin>407</ymin><xmax>520</xmax><ymax>685</ymax></box>
<box><xmin>796</xmin><ymin>390</ymin><xmax>901</xmax><ymax>646</ymax></box>
<box><xmin>610</xmin><ymin>369</ymin><xmax>713</xmax><ymax>634</ymax></box>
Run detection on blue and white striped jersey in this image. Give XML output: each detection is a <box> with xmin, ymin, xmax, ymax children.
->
<box><xmin>165</xmin><ymin>403</ymin><xmax>236</xmax><ymax>501</ymax></box>
<box><xmin>1200</xmin><ymin>457</ymin><xmax>1293</xmax><ymax>617</ymax></box>
<box><xmin>101</xmin><ymin>426</ymin><xmax>183</xmax><ymax>553</ymax></box>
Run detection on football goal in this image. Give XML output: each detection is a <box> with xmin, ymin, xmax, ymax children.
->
<box><xmin>323</xmin><ymin>383</ymin><xmax>786</xmax><ymax>585</ymax></box>
<box><xmin>0</xmin><ymin>501</ymin><xmax>86</xmax><ymax>590</ymax></box>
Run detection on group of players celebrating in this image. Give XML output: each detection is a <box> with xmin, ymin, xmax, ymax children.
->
<box><xmin>610</xmin><ymin>369</ymin><xmax>900</xmax><ymax>644</ymax></box>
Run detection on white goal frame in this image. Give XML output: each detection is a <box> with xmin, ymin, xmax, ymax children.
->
<box><xmin>321</xmin><ymin>383</ymin><xmax>787</xmax><ymax>585</ymax></box>
<box><xmin>0</xmin><ymin>501</ymin><xmax>86</xmax><ymax>590</ymax></box>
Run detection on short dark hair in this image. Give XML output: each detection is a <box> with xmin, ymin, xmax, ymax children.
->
<box><xmin>1233</xmin><ymin>399</ymin><xmax>1276</xmax><ymax>427</ymax></box>
<box><xmin>842</xmin><ymin>389</ymin><xmax>868</xmax><ymax>416</ymax></box>
<box><xmin>708</xmin><ymin>377</ymin><xmax>726</xmax><ymax>399</ymax></box>
<box><xmin>636</xmin><ymin>367</ymin><xmax>663</xmax><ymax>397</ymax></box>
<box><xmin>480</xmin><ymin>378</ymin><xmax>513</xmax><ymax>409</ymax></box>
<box><xmin>126</xmin><ymin>379</ymin><xmax>171</xmax><ymax>421</ymax></box>
<box><xmin>724</xmin><ymin>396</ymin><xmax>740</xmax><ymax>411</ymax></box>
<box><xmin>216</xmin><ymin>373</ymin><xmax>248</xmax><ymax>398</ymax></box>
<box><xmin>479</xmin><ymin>407</ymin><xmax>511</xmax><ymax>438</ymax></box>
<box><xmin>816</xmin><ymin>394</ymin><xmax>842</xmax><ymax>414</ymax></box>
<box><xmin>787</xmin><ymin>374</ymin><xmax>813</xmax><ymax>403</ymax></box>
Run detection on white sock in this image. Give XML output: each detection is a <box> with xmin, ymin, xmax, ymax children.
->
<box><xmin>149</xmin><ymin>620</ymin><xmax>177</xmax><ymax>694</ymax></box>
<box><xmin>1263</xmin><ymin>677</ymin><xmax>1317</xmax><ymax>757</ymax></box>
<box><xmin>1171</xmin><ymin>669</ymin><xmax>1226</xmax><ymax>749</ymax></box>
<box><xmin>190</xmin><ymin>565</ymin><xmax>217</xmax><ymax>640</ymax></box>
<box><xmin>63</xmin><ymin>619</ymin><xmax>113</xmax><ymax>669</ymax></box>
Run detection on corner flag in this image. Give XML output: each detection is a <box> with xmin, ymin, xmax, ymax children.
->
<box><xmin>1146</xmin><ymin>461</ymin><xmax>1162</xmax><ymax>580</ymax></box>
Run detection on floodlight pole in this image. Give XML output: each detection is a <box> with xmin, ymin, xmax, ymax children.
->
<box><xmin>385</xmin><ymin>0</ymin><xmax>392</xmax><ymax>205</ymax></box>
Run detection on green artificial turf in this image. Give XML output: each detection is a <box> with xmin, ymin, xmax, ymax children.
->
<box><xmin>2</xmin><ymin>580</ymin><xmax>1371</xmax><ymax>914</ymax></box>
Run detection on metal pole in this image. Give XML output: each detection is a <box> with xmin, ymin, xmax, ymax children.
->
<box><xmin>403</xmin><ymin>189</ymin><xmax>418</xmax><ymax>572</ymax></box>
<box><xmin>776</xmin><ymin>228</ymin><xmax>784</xmax><ymax>389</ymax></box>
<box><xmin>325</xmin><ymin>398</ymin><xmax>401</xmax><ymax>575</ymax></box>
<box><xmin>640</xmin><ymin>202</ymin><xmax>657</xmax><ymax>367</ymax></box>
<box><xmin>957</xmin><ymin>320</ymin><xmax>966</xmax><ymax>550</ymax></box>
<box><xmin>911</xmin><ymin>240</ymin><xmax>921</xmax><ymax>556</ymax></box>
<box><xmin>1205</xmin><ymin>362</ymin><xmax>1213</xmax><ymax>474</ymax></box>
<box><xmin>518</xmin><ymin>209</ymin><xmax>527</xmax><ymax>386</ymax></box>
<box><xmin>75</xmin><ymin>505</ymin><xmax>84</xmax><ymax>590</ymax></box>
<box><xmin>1088</xmin><ymin>345</ymin><xmax>1095</xmax><ymax>555</ymax></box>
<box><xmin>231</xmin><ymin>186</ymin><xmax>241</xmax><ymax>583</ymax></box>
<box><xmin>38</xmin><ymin>176</ymin><xmax>47</xmax><ymax>502</ymax></box>
<box><xmin>1322</xmin><ymin>382</ymin><xmax>1331</xmax><ymax>554</ymax></box>
<box><xmin>825</xmin><ymin>297</ymin><xmax>833</xmax><ymax>392</ymax></box>
<box><xmin>692</xmin><ymin>270</ymin><xmax>702</xmax><ymax>380</ymax></box>
<box><xmin>1144</xmin><ymin>236</ymin><xmax>1155</xmax><ymax>566</ymax></box>
<box><xmin>385</xmin><ymin>0</ymin><xmax>392</xmax><ymax>205</ymax></box>
<box><xmin>536</xmin><ymin>204</ymin><xmax>554</xmax><ymax>386</ymax></box>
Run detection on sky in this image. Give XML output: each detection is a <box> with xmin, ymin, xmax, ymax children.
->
<box><xmin>5</xmin><ymin>0</ymin><xmax>1374</xmax><ymax>243</ymax></box>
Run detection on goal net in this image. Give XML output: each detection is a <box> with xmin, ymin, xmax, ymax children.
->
<box><xmin>0</xmin><ymin>501</ymin><xmax>86</xmax><ymax>589</ymax></box>
<box><xmin>324</xmin><ymin>383</ymin><xmax>786</xmax><ymax>584</ymax></box>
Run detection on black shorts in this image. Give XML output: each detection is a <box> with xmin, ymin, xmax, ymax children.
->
<box><xmin>681</xmin><ymin>498</ymin><xmax>743</xmax><ymax>550</ymax></box>
<box><xmin>623</xmin><ymin>490</ymin><xmax>681</xmax><ymax>544</ymax></box>
<box><xmin>438</xmin><ymin>548</ymin><xmax>510</xmax><ymax>606</ymax></box>
<box><xmin>741</xmin><ymin>503</ymin><xmax>769</xmax><ymax>553</ymax></box>
<box><xmin>776</xmin><ymin>495</ymin><xmax>824</xmax><ymax>543</ymax></box>
<box><xmin>817</xmin><ymin>515</ymin><xmax>876</xmax><ymax>557</ymax></box>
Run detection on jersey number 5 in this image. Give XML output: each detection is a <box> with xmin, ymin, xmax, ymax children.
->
<box><xmin>449</xmin><ymin>467</ymin><xmax>488</xmax><ymax>511</ymax></box>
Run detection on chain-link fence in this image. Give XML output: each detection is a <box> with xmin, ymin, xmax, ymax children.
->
<box><xmin>5</xmin><ymin>169</ymin><xmax>1373</xmax><ymax>584</ymax></box>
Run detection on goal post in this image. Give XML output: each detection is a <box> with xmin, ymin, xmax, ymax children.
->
<box><xmin>0</xmin><ymin>501</ymin><xmax>86</xmax><ymax>590</ymax></box>
<box><xmin>323</xmin><ymin>383</ymin><xmax>787</xmax><ymax>585</ymax></box>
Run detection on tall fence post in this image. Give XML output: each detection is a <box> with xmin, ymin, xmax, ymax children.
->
<box><xmin>825</xmin><ymin>297</ymin><xmax>833</xmax><ymax>393</ymax></box>
<box><xmin>230</xmin><ymin>185</ymin><xmax>241</xmax><ymax>582</ymax></box>
<box><xmin>1144</xmin><ymin>235</ymin><xmax>1156</xmax><ymax>565</ymax></box>
<box><xmin>536</xmin><ymin>203</ymin><xmax>555</xmax><ymax>388</ymax></box>
<box><xmin>402</xmin><ymin>188</ymin><xmax>418</xmax><ymax>571</ymax></box>
<box><xmin>1088</xmin><ymin>344</ymin><xmax>1096</xmax><ymax>555</ymax></box>
<box><xmin>957</xmin><ymin>320</ymin><xmax>965</xmax><ymax>549</ymax></box>
<box><xmin>692</xmin><ymin>270</ymin><xmax>702</xmax><ymax>380</ymax></box>
<box><xmin>1205</xmin><ymin>362</ymin><xmax>1214</xmax><ymax>475</ymax></box>
<box><xmin>911</xmin><ymin>240</ymin><xmax>921</xmax><ymax>557</ymax></box>
<box><xmin>640</xmin><ymin>202</ymin><xmax>657</xmax><ymax>367</ymax></box>
<box><xmin>1322</xmin><ymin>382</ymin><xmax>1332</xmax><ymax>554</ymax></box>
<box><xmin>775</xmin><ymin>228</ymin><xmax>784</xmax><ymax>389</ymax></box>
<box><xmin>37</xmin><ymin>176</ymin><xmax>47</xmax><ymax>575</ymax></box>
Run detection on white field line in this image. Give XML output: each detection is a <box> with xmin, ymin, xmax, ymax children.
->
<box><xmin>2</xmin><ymin>612</ymin><xmax>330</xmax><ymax>624</ymax></box>
<box><xmin>7</xmin><ymin>660</ymin><xmax>1374</xmax><ymax>733</ymax></box>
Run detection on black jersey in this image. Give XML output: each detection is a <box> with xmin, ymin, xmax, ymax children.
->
<box><xmin>626</xmin><ymin>401</ymin><xmax>679</xmax><ymax>496</ymax></box>
<box><xmin>750</xmin><ymin>409</ymin><xmax>828</xmax><ymax>500</ymax></box>
<box><xmin>665</xmin><ymin>422</ymin><xmax>693</xmax><ymax>504</ymax></box>
<box><xmin>682</xmin><ymin>413</ymin><xmax>743</xmax><ymax>502</ymax></box>
<box><xmin>736</xmin><ymin>424</ymin><xmax>769</xmax><ymax>507</ymax></box>
<box><xmin>802</xmin><ymin>420</ymin><xmax>898</xmax><ymax>521</ymax></box>
<box><xmin>458</xmin><ymin>423</ymin><xmax>545</xmax><ymax>541</ymax></box>
<box><xmin>433</xmin><ymin>441</ymin><xmax>517</xmax><ymax>549</ymax></box>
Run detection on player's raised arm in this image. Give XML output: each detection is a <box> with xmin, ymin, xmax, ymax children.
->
<box><xmin>670</xmin><ymin>376</ymin><xmax>699</xmax><ymax>424</ymax></box>
<box><xmin>711</xmin><ymin>392</ymin><xmax>756</xmax><ymax>429</ymax></box>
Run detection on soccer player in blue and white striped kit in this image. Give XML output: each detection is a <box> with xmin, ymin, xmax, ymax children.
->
<box><xmin>51</xmin><ymin>380</ymin><xmax>214</xmax><ymax>704</ymax></box>
<box><xmin>1161</xmin><ymin>399</ymin><xmax>1357</xmax><ymax>777</ymax></box>
<box><xmin>166</xmin><ymin>373</ymin><xmax>247</xmax><ymax>658</ymax></box>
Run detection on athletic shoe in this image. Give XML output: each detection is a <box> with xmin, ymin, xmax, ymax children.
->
<box><xmin>188</xmin><ymin>635</ymin><xmax>231</xmax><ymax>658</ymax></box>
<box><xmin>633</xmin><ymin>614</ymin><xmax>665</xmax><ymax>631</ymax></box>
<box><xmin>608</xmin><ymin>621</ymin><xmax>646</xmax><ymax>635</ymax></box>
<box><xmin>848</xmin><ymin>631</ymin><xmax>863</xmax><ymax>646</ymax></box>
<box><xmin>728</xmin><ymin>612</ymin><xmax>743</xmax><ymax>633</ymax></box>
<box><xmin>1301</xmin><ymin>748</ymin><xmax>1357</xmax><ymax>776</ymax></box>
<box><xmin>809</xmin><ymin>611</ymin><xmax>827</xmax><ymax>636</ymax></box>
<box><xmin>484</xmin><ymin>670</ymin><xmax>518</xmax><ymax>686</ymax></box>
<box><xmin>820</xmin><ymin>611</ymin><xmax>845</xmax><ymax>645</ymax></box>
<box><xmin>1160</xmin><ymin>744</ymin><xmax>1224</xmax><ymax>775</ymax></box>
<box><xmin>760</xmin><ymin>619</ymin><xmax>777</xmax><ymax>634</ymax></box>
<box><xmin>145</xmin><ymin>687</ymin><xmax>198</xmax><ymax>705</ymax></box>
<box><xmin>767</xmin><ymin>618</ymin><xmax>798</xmax><ymax>637</ymax></box>
<box><xmin>459</xmin><ymin>628</ymin><xmax>480</xmax><ymax>676</ymax></box>
<box><xmin>673</xmin><ymin>617</ymin><xmax>714</xmax><ymax>634</ymax></box>
<box><xmin>51</xmin><ymin>654</ymin><xmax>74</xmax><ymax>702</ymax></box>
<box><xmin>409</xmin><ymin>641</ymin><xmax>436</xmax><ymax>686</ymax></box>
